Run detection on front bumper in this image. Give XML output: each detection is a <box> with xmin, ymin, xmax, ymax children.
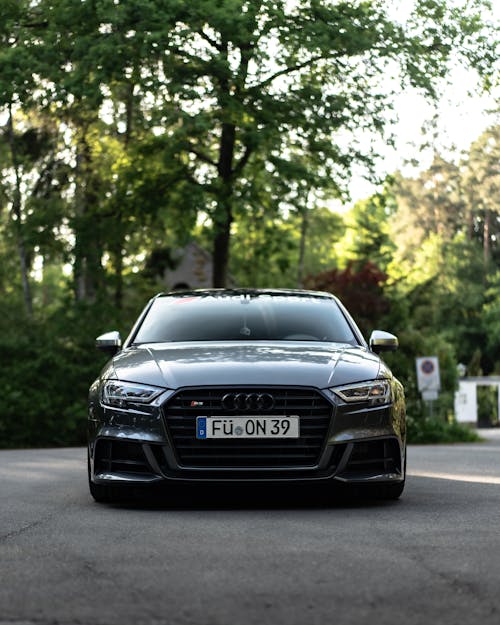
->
<box><xmin>89</xmin><ymin>437</ymin><xmax>405</xmax><ymax>487</ymax></box>
<box><xmin>88</xmin><ymin>385</ymin><xmax>406</xmax><ymax>486</ymax></box>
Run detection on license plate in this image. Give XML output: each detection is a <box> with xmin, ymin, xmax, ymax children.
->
<box><xmin>196</xmin><ymin>416</ymin><xmax>299</xmax><ymax>439</ymax></box>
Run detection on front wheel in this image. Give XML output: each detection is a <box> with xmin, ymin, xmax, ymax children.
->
<box><xmin>365</xmin><ymin>444</ymin><xmax>407</xmax><ymax>500</ymax></box>
<box><xmin>341</xmin><ymin>479</ymin><xmax>405</xmax><ymax>501</ymax></box>
<box><xmin>89</xmin><ymin>479</ymin><xmax>121</xmax><ymax>503</ymax></box>
<box><xmin>371</xmin><ymin>443</ymin><xmax>407</xmax><ymax>499</ymax></box>
<box><xmin>369</xmin><ymin>480</ymin><xmax>405</xmax><ymax>500</ymax></box>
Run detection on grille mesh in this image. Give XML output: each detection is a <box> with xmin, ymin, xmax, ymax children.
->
<box><xmin>163</xmin><ymin>387</ymin><xmax>332</xmax><ymax>468</ymax></box>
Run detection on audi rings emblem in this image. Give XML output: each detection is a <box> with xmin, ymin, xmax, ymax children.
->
<box><xmin>221</xmin><ymin>392</ymin><xmax>275</xmax><ymax>411</ymax></box>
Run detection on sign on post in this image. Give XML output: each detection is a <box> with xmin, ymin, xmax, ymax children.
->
<box><xmin>416</xmin><ymin>357</ymin><xmax>441</xmax><ymax>392</ymax></box>
<box><xmin>422</xmin><ymin>389</ymin><xmax>439</xmax><ymax>401</ymax></box>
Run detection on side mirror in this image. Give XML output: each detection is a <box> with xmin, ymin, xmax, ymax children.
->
<box><xmin>369</xmin><ymin>330</ymin><xmax>398</xmax><ymax>353</ymax></box>
<box><xmin>96</xmin><ymin>331</ymin><xmax>122</xmax><ymax>355</ymax></box>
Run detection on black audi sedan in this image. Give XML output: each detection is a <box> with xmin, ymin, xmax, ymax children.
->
<box><xmin>88</xmin><ymin>289</ymin><xmax>406</xmax><ymax>502</ymax></box>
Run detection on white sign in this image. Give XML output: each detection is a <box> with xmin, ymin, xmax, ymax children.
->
<box><xmin>454</xmin><ymin>382</ymin><xmax>477</xmax><ymax>423</ymax></box>
<box><xmin>422</xmin><ymin>389</ymin><xmax>439</xmax><ymax>401</ymax></box>
<box><xmin>416</xmin><ymin>356</ymin><xmax>441</xmax><ymax>392</ymax></box>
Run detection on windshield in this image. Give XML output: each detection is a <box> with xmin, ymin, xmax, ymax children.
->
<box><xmin>133</xmin><ymin>294</ymin><xmax>358</xmax><ymax>344</ymax></box>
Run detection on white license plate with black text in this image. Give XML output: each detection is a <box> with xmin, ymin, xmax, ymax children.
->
<box><xmin>196</xmin><ymin>416</ymin><xmax>299</xmax><ymax>439</ymax></box>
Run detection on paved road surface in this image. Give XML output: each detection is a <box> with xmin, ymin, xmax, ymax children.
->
<box><xmin>2</xmin><ymin>431</ymin><xmax>500</xmax><ymax>625</ymax></box>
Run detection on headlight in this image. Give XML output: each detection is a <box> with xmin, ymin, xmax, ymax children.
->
<box><xmin>101</xmin><ymin>380</ymin><xmax>165</xmax><ymax>408</ymax></box>
<box><xmin>331</xmin><ymin>380</ymin><xmax>391</xmax><ymax>406</ymax></box>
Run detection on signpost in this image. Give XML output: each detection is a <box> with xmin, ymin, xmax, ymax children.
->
<box><xmin>416</xmin><ymin>356</ymin><xmax>441</xmax><ymax>416</ymax></box>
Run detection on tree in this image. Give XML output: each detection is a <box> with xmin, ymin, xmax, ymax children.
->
<box><xmin>168</xmin><ymin>0</ymin><xmax>496</xmax><ymax>286</ymax></box>
<box><xmin>227</xmin><ymin>203</ymin><xmax>344</xmax><ymax>288</ymax></box>
<box><xmin>337</xmin><ymin>182</ymin><xmax>396</xmax><ymax>272</ymax></box>
<box><xmin>390</xmin><ymin>156</ymin><xmax>467</xmax><ymax>267</ymax></box>
<box><xmin>0</xmin><ymin>1</ymin><xmax>43</xmax><ymax>315</ymax></box>
<box><xmin>463</xmin><ymin>125</ymin><xmax>500</xmax><ymax>268</ymax></box>
<box><xmin>305</xmin><ymin>261</ymin><xmax>389</xmax><ymax>336</ymax></box>
<box><xmin>33</xmin><ymin>0</ymin><xmax>497</xmax><ymax>287</ymax></box>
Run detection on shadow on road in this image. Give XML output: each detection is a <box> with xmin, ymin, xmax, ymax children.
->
<box><xmin>98</xmin><ymin>482</ymin><xmax>401</xmax><ymax>512</ymax></box>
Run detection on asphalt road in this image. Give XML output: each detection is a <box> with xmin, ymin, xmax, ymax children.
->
<box><xmin>2</xmin><ymin>432</ymin><xmax>500</xmax><ymax>625</ymax></box>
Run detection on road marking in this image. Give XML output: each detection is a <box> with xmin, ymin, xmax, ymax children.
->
<box><xmin>409</xmin><ymin>470</ymin><xmax>500</xmax><ymax>484</ymax></box>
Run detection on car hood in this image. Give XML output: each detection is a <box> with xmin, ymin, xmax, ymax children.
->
<box><xmin>110</xmin><ymin>342</ymin><xmax>383</xmax><ymax>389</ymax></box>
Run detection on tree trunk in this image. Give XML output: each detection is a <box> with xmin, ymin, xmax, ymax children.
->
<box><xmin>7</xmin><ymin>102</ymin><xmax>33</xmax><ymax>317</ymax></box>
<box><xmin>297</xmin><ymin>203</ymin><xmax>309</xmax><ymax>288</ymax></box>
<box><xmin>73</xmin><ymin>131</ymin><xmax>103</xmax><ymax>303</ymax></box>
<box><xmin>213</xmin><ymin>120</ymin><xmax>236</xmax><ymax>288</ymax></box>
<box><xmin>213</xmin><ymin>203</ymin><xmax>233</xmax><ymax>287</ymax></box>
<box><xmin>113</xmin><ymin>238</ymin><xmax>124</xmax><ymax>309</ymax></box>
<box><xmin>73</xmin><ymin>140</ymin><xmax>90</xmax><ymax>302</ymax></box>
<box><xmin>484</xmin><ymin>208</ymin><xmax>490</xmax><ymax>268</ymax></box>
<box><xmin>17</xmin><ymin>237</ymin><xmax>33</xmax><ymax>316</ymax></box>
<box><xmin>467</xmin><ymin>204</ymin><xmax>474</xmax><ymax>241</ymax></box>
<box><xmin>112</xmin><ymin>80</ymin><xmax>134</xmax><ymax>309</ymax></box>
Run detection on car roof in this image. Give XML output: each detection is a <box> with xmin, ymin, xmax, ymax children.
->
<box><xmin>157</xmin><ymin>288</ymin><xmax>335</xmax><ymax>300</ymax></box>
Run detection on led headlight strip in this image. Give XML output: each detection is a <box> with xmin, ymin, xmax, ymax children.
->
<box><xmin>331</xmin><ymin>380</ymin><xmax>391</xmax><ymax>405</ymax></box>
<box><xmin>101</xmin><ymin>380</ymin><xmax>164</xmax><ymax>408</ymax></box>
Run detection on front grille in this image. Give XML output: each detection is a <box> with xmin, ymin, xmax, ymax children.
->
<box><xmin>163</xmin><ymin>387</ymin><xmax>332</xmax><ymax>468</ymax></box>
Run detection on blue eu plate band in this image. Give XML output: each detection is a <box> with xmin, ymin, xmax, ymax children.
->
<box><xmin>196</xmin><ymin>417</ymin><xmax>207</xmax><ymax>439</ymax></box>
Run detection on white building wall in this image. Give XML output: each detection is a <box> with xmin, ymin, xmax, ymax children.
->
<box><xmin>164</xmin><ymin>242</ymin><xmax>213</xmax><ymax>289</ymax></box>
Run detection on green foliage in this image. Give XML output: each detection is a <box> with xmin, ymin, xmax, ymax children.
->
<box><xmin>477</xmin><ymin>386</ymin><xmax>498</xmax><ymax>427</ymax></box>
<box><xmin>0</xmin><ymin>292</ymin><xmax>150</xmax><ymax>448</ymax></box>
<box><xmin>382</xmin><ymin>327</ymin><xmax>458</xmax><ymax>423</ymax></box>
<box><xmin>27</xmin><ymin>0</ymin><xmax>497</xmax><ymax>285</ymax></box>
<box><xmin>336</xmin><ymin>183</ymin><xmax>397</xmax><ymax>272</ymax></box>
<box><xmin>407</xmin><ymin>417</ymin><xmax>480</xmax><ymax>444</ymax></box>
<box><xmin>0</xmin><ymin>307</ymin><xmax>102</xmax><ymax>448</ymax></box>
<box><xmin>482</xmin><ymin>272</ymin><xmax>500</xmax><ymax>370</ymax></box>
<box><xmin>229</xmin><ymin>205</ymin><xmax>344</xmax><ymax>288</ymax></box>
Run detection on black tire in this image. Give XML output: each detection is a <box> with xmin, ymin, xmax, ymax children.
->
<box><xmin>370</xmin><ymin>480</ymin><xmax>405</xmax><ymax>500</ymax></box>
<box><xmin>340</xmin><ymin>479</ymin><xmax>405</xmax><ymax>501</ymax></box>
<box><xmin>364</xmin><ymin>444</ymin><xmax>407</xmax><ymax>500</ymax></box>
<box><xmin>369</xmin><ymin>444</ymin><xmax>407</xmax><ymax>500</ymax></box>
<box><xmin>89</xmin><ymin>478</ymin><xmax>122</xmax><ymax>503</ymax></box>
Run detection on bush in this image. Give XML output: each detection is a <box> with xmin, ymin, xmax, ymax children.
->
<box><xmin>407</xmin><ymin>416</ymin><xmax>480</xmax><ymax>444</ymax></box>
<box><xmin>0</xmin><ymin>299</ymin><xmax>137</xmax><ymax>449</ymax></box>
